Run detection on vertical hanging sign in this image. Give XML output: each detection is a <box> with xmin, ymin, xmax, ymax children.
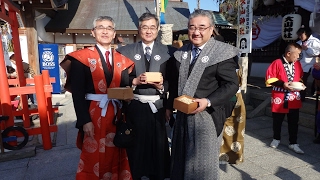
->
<box><xmin>38</xmin><ymin>44</ymin><xmax>61</xmax><ymax>94</ymax></box>
<box><xmin>282</xmin><ymin>14</ymin><xmax>301</xmax><ymax>40</ymax></box>
<box><xmin>237</xmin><ymin>0</ymin><xmax>253</xmax><ymax>53</ymax></box>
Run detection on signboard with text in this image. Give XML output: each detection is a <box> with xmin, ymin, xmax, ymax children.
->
<box><xmin>38</xmin><ymin>44</ymin><xmax>61</xmax><ymax>94</ymax></box>
<box><xmin>237</xmin><ymin>0</ymin><xmax>253</xmax><ymax>53</ymax></box>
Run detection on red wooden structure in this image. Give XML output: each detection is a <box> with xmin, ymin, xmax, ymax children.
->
<box><xmin>0</xmin><ymin>0</ymin><xmax>57</xmax><ymax>150</ymax></box>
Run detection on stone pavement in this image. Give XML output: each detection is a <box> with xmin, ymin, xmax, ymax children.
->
<box><xmin>1</xmin><ymin>93</ymin><xmax>320</xmax><ymax>180</ymax></box>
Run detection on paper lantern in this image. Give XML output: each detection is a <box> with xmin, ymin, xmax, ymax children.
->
<box><xmin>282</xmin><ymin>14</ymin><xmax>302</xmax><ymax>40</ymax></box>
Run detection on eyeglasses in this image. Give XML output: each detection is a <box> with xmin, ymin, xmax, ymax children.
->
<box><xmin>188</xmin><ymin>26</ymin><xmax>211</xmax><ymax>32</ymax></box>
<box><xmin>94</xmin><ymin>26</ymin><xmax>115</xmax><ymax>32</ymax></box>
<box><xmin>140</xmin><ymin>26</ymin><xmax>158</xmax><ymax>32</ymax></box>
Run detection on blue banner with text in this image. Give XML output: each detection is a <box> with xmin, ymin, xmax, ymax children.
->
<box><xmin>38</xmin><ymin>44</ymin><xmax>61</xmax><ymax>94</ymax></box>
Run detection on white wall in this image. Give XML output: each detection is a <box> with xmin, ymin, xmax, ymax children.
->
<box><xmin>19</xmin><ymin>35</ymin><xmax>29</xmax><ymax>63</ymax></box>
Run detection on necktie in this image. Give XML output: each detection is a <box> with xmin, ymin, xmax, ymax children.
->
<box><xmin>105</xmin><ymin>51</ymin><xmax>112</xmax><ymax>72</ymax></box>
<box><xmin>190</xmin><ymin>48</ymin><xmax>201</xmax><ymax>66</ymax></box>
<box><xmin>145</xmin><ymin>46</ymin><xmax>151</xmax><ymax>61</ymax></box>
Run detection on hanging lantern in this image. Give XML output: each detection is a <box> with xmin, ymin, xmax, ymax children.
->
<box><xmin>282</xmin><ymin>14</ymin><xmax>302</xmax><ymax>40</ymax></box>
<box><xmin>263</xmin><ymin>0</ymin><xmax>275</xmax><ymax>6</ymax></box>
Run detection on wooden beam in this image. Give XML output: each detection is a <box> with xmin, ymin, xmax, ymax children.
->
<box><xmin>23</xmin><ymin>5</ymin><xmax>40</xmax><ymax>76</ymax></box>
<box><xmin>0</xmin><ymin>13</ymin><xmax>12</xmax><ymax>24</ymax></box>
<box><xmin>1</xmin><ymin>0</ymin><xmax>5</xmax><ymax>14</ymax></box>
<box><xmin>72</xmin><ymin>33</ymin><xmax>76</xmax><ymax>44</ymax></box>
<box><xmin>26</xmin><ymin>125</ymin><xmax>58</xmax><ymax>136</ymax></box>
<box><xmin>8</xmin><ymin>77</ymin><xmax>56</xmax><ymax>85</ymax></box>
<box><xmin>3</xmin><ymin>0</ymin><xmax>20</xmax><ymax>12</ymax></box>
<box><xmin>36</xmin><ymin>9</ymin><xmax>56</xmax><ymax>18</ymax></box>
<box><xmin>12</xmin><ymin>0</ymin><xmax>68</xmax><ymax>10</ymax></box>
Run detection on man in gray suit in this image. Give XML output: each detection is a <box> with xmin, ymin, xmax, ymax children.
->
<box><xmin>170</xmin><ymin>9</ymin><xmax>239</xmax><ymax>180</ymax></box>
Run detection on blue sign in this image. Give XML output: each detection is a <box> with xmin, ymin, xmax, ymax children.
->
<box><xmin>38</xmin><ymin>44</ymin><xmax>61</xmax><ymax>94</ymax></box>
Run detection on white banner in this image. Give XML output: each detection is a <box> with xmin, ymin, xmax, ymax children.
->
<box><xmin>251</xmin><ymin>16</ymin><xmax>282</xmax><ymax>49</ymax></box>
<box><xmin>294</xmin><ymin>0</ymin><xmax>318</xmax><ymax>12</ymax></box>
<box><xmin>237</xmin><ymin>0</ymin><xmax>253</xmax><ymax>53</ymax></box>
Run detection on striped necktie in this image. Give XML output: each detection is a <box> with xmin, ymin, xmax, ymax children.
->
<box><xmin>145</xmin><ymin>46</ymin><xmax>151</xmax><ymax>61</ymax></box>
<box><xmin>190</xmin><ymin>48</ymin><xmax>201</xmax><ymax>66</ymax></box>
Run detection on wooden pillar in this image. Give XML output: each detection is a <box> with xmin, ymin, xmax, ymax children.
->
<box><xmin>9</xmin><ymin>10</ymin><xmax>30</xmax><ymax>122</ymax></box>
<box><xmin>156</xmin><ymin>0</ymin><xmax>160</xmax><ymax>21</ymax></box>
<box><xmin>72</xmin><ymin>33</ymin><xmax>76</xmax><ymax>44</ymax></box>
<box><xmin>134</xmin><ymin>35</ymin><xmax>137</xmax><ymax>43</ymax></box>
<box><xmin>34</xmin><ymin>75</ymin><xmax>52</xmax><ymax>150</ymax></box>
<box><xmin>22</xmin><ymin>5</ymin><xmax>40</xmax><ymax>75</ymax></box>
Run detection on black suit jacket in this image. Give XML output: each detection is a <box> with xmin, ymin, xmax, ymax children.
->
<box><xmin>67</xmin><ymin>52</ymin><xmax>130</xmax><ymax>129</ymax></box>
<box><xmin>170</xmin><ymin>58</ymin><xmax>239</xmax><ymax>136</ymax></box>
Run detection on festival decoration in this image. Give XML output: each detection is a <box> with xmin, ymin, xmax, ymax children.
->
<box><xmin>160</xmin><ymin>0</ymin><xmax>168</xmax><ymax>24</ymax></box>
<box><xmin>237</xmin><ymin>0</ymin><xmax>253</xmax><ymax>53</ymax></box>
<box><xmin>281</xmin><ymin>14</ymin><xmax>301</xmax><ymax>40</ymax></box>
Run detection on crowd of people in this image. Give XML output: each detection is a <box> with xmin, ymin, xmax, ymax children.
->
<box><xmin>59</xmin><ymin>9</ymin><xmax>320</xmax><ymax>180</ymax></box>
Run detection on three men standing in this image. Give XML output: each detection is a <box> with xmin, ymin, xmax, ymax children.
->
<box><xmin>62</xmin><ymin>9</ymin><xmax>239</xmax><ymax>180</ymax></box>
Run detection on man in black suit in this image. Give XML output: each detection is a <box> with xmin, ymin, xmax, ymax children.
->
<box><xmin>170</xmin><ymin>9</ymin><xmax>239</xmax><ymax>180</ymax></box>
<box><xmin>117</xmin><ymin>12</ymin><xmax>173</xmax><ymax>180</ymax></box>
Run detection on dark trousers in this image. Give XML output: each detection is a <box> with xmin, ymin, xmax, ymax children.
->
<box><xmin>272</xmin><ymin>109</ymin><xmax>299</xmax><ymax>144</ymax></box>
<box><xmin>301</xmin><ymin>71</ymin><xmax>311</xmax><ymax>101</ymax></box>
<box><xmin>317</xmin><ymin>110</ymin><xmax>320</xmax><ymax>133</ymax></box>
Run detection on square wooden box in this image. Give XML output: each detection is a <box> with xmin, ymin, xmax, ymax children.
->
<box><xmin>173</xmin><ymin>95</ymin><xmax>198</xmax><ymax>114</ymax></box>
<box><xmin>107</xmin><ymin>87</ymin><xmax>133</xmax><ymax>100</ymax></box>
<box><xmin>145</xmin><ymin>72</ymin><xmax>162</xmax><ymax>82</ymax></box>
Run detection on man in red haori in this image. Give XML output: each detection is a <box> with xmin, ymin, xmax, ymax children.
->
<box><xmin>60</xmin><ymin>16</ymin><xmax>134</xmax><ymax>179</ymax></box>
<box><xmin>265</xmin><ymin>43</ymin><xmax>304</xmax><ymax>154</ymax></box>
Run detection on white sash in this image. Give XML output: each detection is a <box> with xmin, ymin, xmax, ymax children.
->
<box><xmin>85</xmin><ymin>94</ymin><xmax>122</xmax><ymax>117</ymax></box>
<box><xmin>133</xmin><ymin>94</ymin><xmax>160</xmax><ymax>113</ymax></box>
